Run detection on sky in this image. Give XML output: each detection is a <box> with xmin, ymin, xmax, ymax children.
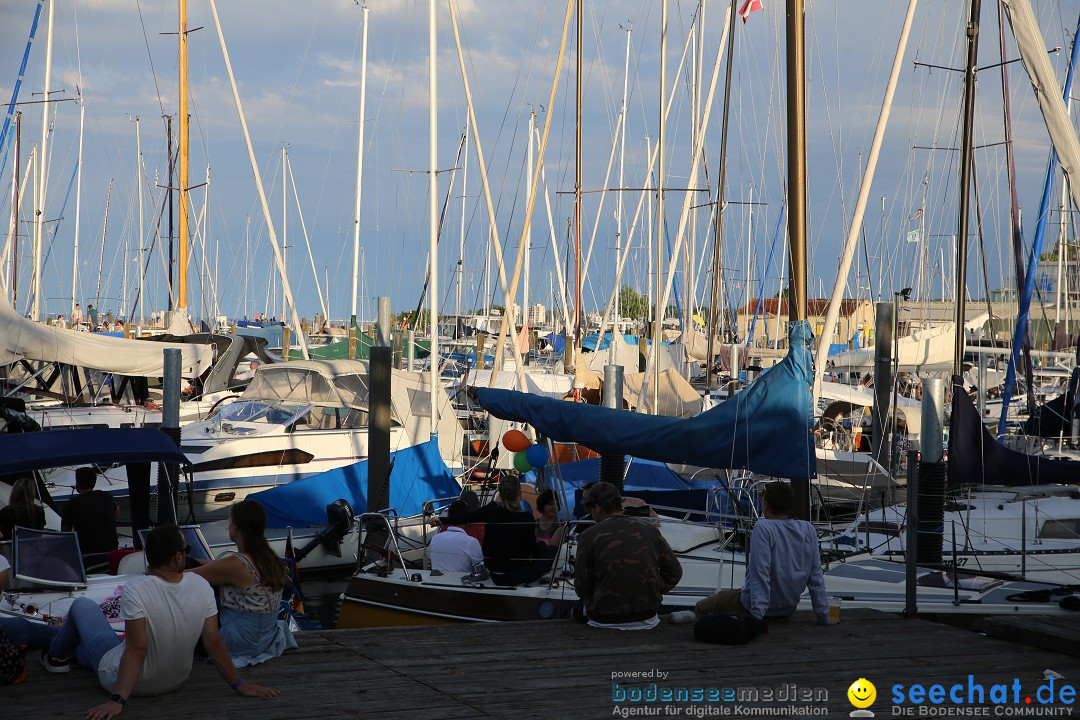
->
<box><xmin>1</xmin><ymin>0</ymin><xmax>1079</xmax><ymax>326</ymax></box>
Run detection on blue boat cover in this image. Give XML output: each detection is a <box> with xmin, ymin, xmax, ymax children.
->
<box><xmin>478</xmin><ymin>320</ymin><xmax>817</xmax><ymax>479</ymax></box>
<box><xmin>523</xmin><ymin>456</ymin><xmax>692</xmax><ymax>491</ymax></box>
<box><xmin>0</xmin><ymin>428</ymin><xmax>190</xmax><ymax>476</ymax></box>
<box><xmin>249</xmin><ymin>440</ymin><xmax>462</xmax><ymax>528</ymax></box>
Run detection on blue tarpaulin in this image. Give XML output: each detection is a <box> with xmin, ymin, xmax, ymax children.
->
<box><xmin>249</xmin><ymin>440</ymin><xmax>461</xmax><ymax>528</ymax></box>
<box><xmin>477</xmin><ymin>320</ymin><xmax>817</xmax><ymax>479</ymax></box>
<box><xmin>0</xmin><ymin>428</ymin><xmax>190</xmax><ymax>476</ymax></box>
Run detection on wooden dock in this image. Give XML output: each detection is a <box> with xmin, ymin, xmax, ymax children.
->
<box><xmin>7</xmin><ymin>610</ymin><xmax>1080</xmax><ymax>719</ymax></box>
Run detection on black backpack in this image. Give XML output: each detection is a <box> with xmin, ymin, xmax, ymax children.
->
<box><xmin>0</xmin><ymin>626</ymin><xmax>26</xmax><ymax>684</ymax></box>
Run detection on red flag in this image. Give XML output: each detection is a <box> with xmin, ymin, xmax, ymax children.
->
<box><xmin>739</xmin><ymin>0</ymin><xmax>763</xmax><ymax>23</ymax></box>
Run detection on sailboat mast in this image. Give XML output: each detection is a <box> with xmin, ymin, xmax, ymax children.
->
<box><xmin>32</xmin><ymin>0</ymin><xmax>55</xmax><ymax>322</ymax></box>
<box><xmin>786</xmin><ymin>0</ymin><xmax>809</xmax><ymax>519</ymax></box>
<box><xmin>72</xmin><ymin>99</ymin><xmax>84</xmax><ymax>317</ymax></box>
<box><xmin>456</xmin><ymin>109</ymin><xmax>467</xmax><ymax>326</ymax></box>
<box><xmin>706</xmin><ymin>0</ymin><xmax>737</xmax><ymax>392</ymax></box>
<box><xmin>428</xmin><ymin>0</ymin><xmax>439</xmax><ymax>429</ymax></box>
<box><xmin>526</xmin><ymin>110</ymin><xmax>533</xmax><ymax>329</ymax></box>
<box><xmin>613</xmin><ymin>24</ymin><xmax>631</xmax><ymax>362</ymax></box>
<box><xmin>654</xmin><ymin>0</ymin><xmax>667</xmax><ymax>413</ymax></box>
<box><xmin>136</xmin><ymin>116</ymin><xmax>145</xmax><ymax>325</ymax></box>
<box><xmin>7</xmin><ymin>112</ymin><xmax>19</xmax><ymax>307</ymax></box>
<box><xmin>573</xmin><ymin>0</ymin><xmax>583</xmax><ymax>364</ymax></box>
<box><xmin>282</xmin><ymin>145</ymin><xmax>287</xmax><ymax>324</ymax></box>
<box><xmin>954</xmin><ymin>0</ymin><xmax>981</xmax><ymax>377</ymax></box>
<box><xmin>178</xmin><ymin>0</ymin><xmax>190</xmax><ymax>314</ymax></box>
<box><xmin>352</xmin><ymin>5</ymin><xmax>369</xmax><ymax>325</ymax></box>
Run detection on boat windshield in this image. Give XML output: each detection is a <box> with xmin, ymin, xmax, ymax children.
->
<box><xmin>215</xmin><ymin>400</ymin><xmax>303</xmax><ymax>425</ymax></box>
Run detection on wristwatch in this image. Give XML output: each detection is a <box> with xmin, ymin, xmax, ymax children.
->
<box><xmin>109</xmin><ymin>693</ymin><xmax>127</xmax><ymax>706</ymax></box>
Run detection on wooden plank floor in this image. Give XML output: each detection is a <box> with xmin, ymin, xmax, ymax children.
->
<box><xmin>6</xmin><ymin>610</ymin><xmax>1080</xmax><ymax>719</ymax></box>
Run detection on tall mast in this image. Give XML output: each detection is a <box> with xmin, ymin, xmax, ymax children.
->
<box><xmin>282</xmin><ymin>145</ymin><xmax>287</xmax><ymax>324</ymax></box>
<box><xmin>954</xmin><ymin>0</ymin><xmax>981</xmax><ymax>377</ymax></box>
<box><xmin>706</xmin><ymin>0</ymin><xmax>738</xmax><ymax>392</ymax></box>
<box><xmin>352</xmin><ymin>4</ymin><xmax>369</xmax><ymax>328</ymax></box>
<box><xmin>31</xmin><ymin>0</ymin><xmax>55</xmax><ymax>321</ymax></box>
<box><xmin>653</xmin><ymin>0</ymin><xmax>667</xmax><ymax>413</ymax></box>
<box><xmin>612</xmin><ymin>24</ymin><xmax>632</xmax><ymax>363</ymax></box>
<box><xmin>428</xmin><ymin>0</ymin><xmax>439</xmax><ymax>429</ymax></box>
<box><xmin>71</xmin><ymin>99</ymin><xmax>84</xmax><ymax>316</ymax></box>
<box><xmin>456</xmin><ymin>109</ymin><xmax>467</xmax><ymax>326</ymax></box>
<box><xmin>177</xmin><ymin>0</ymin><xmax>190</xmax><ymax>314</ymax></box>
<box><xmin>573</xmin><ymin>0</ymin><xmax>583</xmax><ymax>367</ymax></box>
<box><xmin>7</xmin><ymin>112</ymin><xmax>20</xmax><ymax>307</ymax></box>
<box><xmin>136</xmin><ymin>116</ymin><xmax>145</xmax><ymax>325</ymax></box>
<box><xmin>525</xmin><ymin>109</ymin><xmax>534</xmax><ymax>329</ymax></box>
<box><xmin>786</xmin><ymin>0</ymin><xmax>809</xmax><ymax>519</ymax></box>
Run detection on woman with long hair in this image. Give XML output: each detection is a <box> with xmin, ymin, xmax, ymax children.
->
<box><xmin>0</xmin><ymin>475</ymin><xmax>46</xmax><ymax>540</ymax></box>
<box><xmin>190</xmin><ymin>500</ymin><xmax>297</xmax><ymax>666</ymax></box>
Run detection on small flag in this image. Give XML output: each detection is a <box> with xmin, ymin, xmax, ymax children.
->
<box><xmin>739</xmin><ymin>0</ymin><xmax>764</xmax><ymax>23</ymax></box>
<box><xmin>283</xmin><ymin>527</ymin><xmax>305</xmax><ymax>615</ymax></box>
<box><xmin>908</xmin><ymin>208</ymin><xmax>923</xmax><ymax>222</ymax></box>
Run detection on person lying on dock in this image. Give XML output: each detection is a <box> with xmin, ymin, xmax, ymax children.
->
<box><xmin>39</xmin><ymin>524</ymin><xmax>279</xmax><ymax>719</ymax></box>
<box><xmin>678</xmin><ymin>481</ymin><xmax>835</xmax><ymax>627</ymax></box>
<box><xmin>574</xmin><ymin>481</ymin><xmax>683</xmax><ymax>630</ymax></box>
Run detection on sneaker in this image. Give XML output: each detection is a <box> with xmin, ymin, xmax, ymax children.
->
<box><xmin>668</xmin><ymin>610</ymin><xmax>698</xmax><ymax>624</ymax></box>
<box><xmin>39</xmin><ymin>649</ymin><xmax>71</xmax><ymax>674</ymax></box>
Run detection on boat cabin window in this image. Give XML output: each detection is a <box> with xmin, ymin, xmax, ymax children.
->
<box><xmin>1039</xmin><ymin>518</ymin><xmax>1080</xmax><ymax>540</ymax></box>
<box><xmin>294</xmin><ymin>406</ymin><xmax>368</xmax><ymax>431</ymax></box>
<box><xmin>853</xmin><ymin>520</ymin><xmax>901</xmax><ymax>537</ymax></box>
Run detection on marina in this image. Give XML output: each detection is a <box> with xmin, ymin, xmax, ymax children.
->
<box><xmin>6</xmin><ymin>0</ymin><xmax>1080</xmax><ymax>715</ymax></box>
<box><xmin>7</xmin><ymin>610</ymin><xmax>1080</xmax><ymax>718</ymax></box>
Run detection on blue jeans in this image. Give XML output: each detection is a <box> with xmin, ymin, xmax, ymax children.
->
<box><xmin>0</xmin><ymin>616</ymin><xmax>59</xmax><ymax>650</ymax></box>
<box><xmin>48</xmin><ymin>596</ymin><xmax>122</xmax><ymax>671</ymax></box>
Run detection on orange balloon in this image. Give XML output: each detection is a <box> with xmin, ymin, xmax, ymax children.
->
<box><xmin>502</xmin><ymin>429</ymin><xmax>530</xmax><ymax>452</ymax></box>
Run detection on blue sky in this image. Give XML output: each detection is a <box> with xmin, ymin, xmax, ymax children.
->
<box><xmin>1</xmin><ymin>0</ymin><xmax>1078</xmax><ymax>324</ymax></box>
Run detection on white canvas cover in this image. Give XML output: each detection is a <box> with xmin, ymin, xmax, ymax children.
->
<box><xmin>0</xmin><ymin>301</ymin><xmax>211</xmax><ymax>377</ymax></box>
<box><xmin>244</xmin><ymin>359</ymin><xmax>464</xmax><ymax>466</ymax></box>
<box><xmin>818</xmin><ymin>381</ymin><xmax>923</xmax><ymax>441</ymax></box>
<box><xmin>622</xmin><ymin>367</ymin><xmax>703</xmax><ymax>418</ymax></box>
<box><xmin>464</xmin><ymin>369</ymin><xmax>573</xmax><ymax>398</ymax></box>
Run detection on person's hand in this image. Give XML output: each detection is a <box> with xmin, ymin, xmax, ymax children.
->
<box><xmin>236</xmin><ymin>682</ymin><xmax>280</xmax><ymax>698</ymax></box>
<box><xmin>86</xmin><ymin>699</ymin><xmax>124</xmax><ymax>720</ymax></box>
<box><xmin>818</xmin><ymin>616</ymin><xmax>838</xmax><ymax>626</ymax></box>
<box><xmin>427</xmin><ymin>517</ymin><xmax>441</xmax><ymax>527</ymax></box>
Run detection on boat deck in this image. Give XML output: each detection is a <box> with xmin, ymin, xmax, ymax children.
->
<box><xmin>7</xmin><ymin>609</ymin><xmax>1080</xmax><ymax>719</ymax></box>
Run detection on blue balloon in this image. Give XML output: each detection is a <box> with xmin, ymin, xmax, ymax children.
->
<box><xmin>525</xmin><ymin>443</ymin><xmax>549</xmax><ymax>469</ymax></box>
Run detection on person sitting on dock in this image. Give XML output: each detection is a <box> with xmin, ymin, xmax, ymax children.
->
<box><xmin>441</xmin><ymin>476</ymin><xmax>545</xmax><ymax>586</ymax></box>
<box><xmin>688</xmin><ymin>481</ymin><xmax>834</xmax><ymax>626</ymax></box>
<box><xmin>62</xmin><ymin>467</ymin><xmax>120</xmax><ymax>564</ymax></box>
<box><xmin>39</xmin><ymin>524</ymin><xmax>279</xmax><ymax>718</ymax></box>
<box><xmin>574</xmin><ymin>482</ymin><xmax>682</xmax><ymax>630</ymax></box>
<box><xmin>190</xmin><ymin>500</ymin><xmax>297</xmax><ymax>668</ymax></box>
<box><xmin>429</xmin><ymin>500</ymin><xmax>484</xmax><ymax>573</ymax></box>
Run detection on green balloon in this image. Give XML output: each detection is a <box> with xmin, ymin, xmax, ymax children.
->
<box><xmin>513</xmin><ymin>451</ymin><xmax>533</xmax><ymax>473</ymax></box>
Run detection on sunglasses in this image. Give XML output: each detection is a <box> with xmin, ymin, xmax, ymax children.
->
<box><xmin>178</xmin><ymin>544</ymin><xmax>191</xmax><ymax>555</ymax></box>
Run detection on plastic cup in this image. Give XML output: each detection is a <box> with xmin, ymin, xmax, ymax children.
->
<box><xmin>829</xmin><ymin>597</ymin><xmax>842</xmax><ymax>622</ymax></box>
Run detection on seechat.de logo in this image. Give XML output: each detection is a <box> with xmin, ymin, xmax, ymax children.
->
<box><xmin>848</xmin><ymin>678</ymin><xmax>877</xmax><ymax>718</ymax></box>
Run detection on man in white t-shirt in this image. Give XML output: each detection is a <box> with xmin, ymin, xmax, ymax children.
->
<box><xmin>429</xmin><ymin>500</ymin><xmax>484</xmax><ymax>573</ymax></box>
<box><xmin>40</xmin><ymin>524</ymin><xmax>279</xmax><ymax>718</ymax></box>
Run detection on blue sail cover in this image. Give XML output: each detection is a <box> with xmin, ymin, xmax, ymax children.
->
<box><xmin>249</xmin><ymin>440</ymin><xmax>461</xmax><ymax>528</ymax></box>
<box><xmin>0</xmin><ymin>428</ymin><xmax>190</xmax><ymax>476</ymax></box>
<box><xmin>477</xmin><ymin>320</ymin><xmax>817</xmax><ymax>479</ymax></box>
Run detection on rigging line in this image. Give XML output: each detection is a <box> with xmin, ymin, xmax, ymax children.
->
<box><xmin>134</xmin><ymin>0</ymin><xmax>166</xmax><ymax>118</ymax></box>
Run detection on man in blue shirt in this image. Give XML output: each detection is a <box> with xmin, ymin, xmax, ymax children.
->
<box><xmin>691</xmin><ymin>482</ymin><xmax>834</xmax><ymax>625</ymax></box>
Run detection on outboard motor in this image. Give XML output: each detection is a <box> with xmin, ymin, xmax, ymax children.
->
<box><xmin>293</xmin><ymin>498</ymin><xmax>355</xmax><ymax>563</ymax></box>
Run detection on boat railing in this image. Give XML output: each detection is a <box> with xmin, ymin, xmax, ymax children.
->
<box><xmin>997</xmin><ymin>433</ymin><xmax>1080</xmax><ymax>458</ymax></box>
<box><xmin>356</xmin><ymin>512</ymin><xmax>412</xmax><ymax>577</ymax></box>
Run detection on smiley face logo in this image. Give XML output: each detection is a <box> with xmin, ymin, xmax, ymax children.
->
<box><xmin>847</xmin><ymin>678</ymin><xmax>876</xmax><ymax>710</ymax></box>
